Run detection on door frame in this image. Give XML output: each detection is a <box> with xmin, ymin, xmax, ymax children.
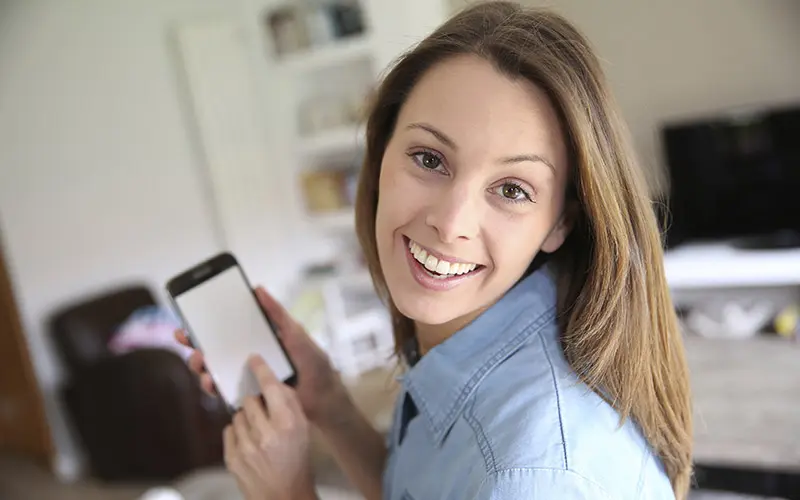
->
<box><xmin>0</xmin><ymin>235</ymin><xmax>54</xmax><ymax>467</ymax></box>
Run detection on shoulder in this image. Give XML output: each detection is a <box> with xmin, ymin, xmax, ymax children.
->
<box><xmin>470</xmin><ymin>468</ymin><xmax>610</xmax><ymax>500</ymax></box>
<box><xmin>466</xmin><ymin>326</ymin><xmax>673</xmax><ymax>499</ymax></box>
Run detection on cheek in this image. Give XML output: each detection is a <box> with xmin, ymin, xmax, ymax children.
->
<box><xmin>376</xmin><ymin>161</ymin><xmax>426</xmax><ymax>236</ymax></box>
<box><xmin>484</xmin><ymin>215</ymin><xmax>550</xmax><ymax>275</ymax></box>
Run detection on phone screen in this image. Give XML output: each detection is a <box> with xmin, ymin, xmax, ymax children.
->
<box><xmin>173</xmin><ymin>266</ymin><xmax>295</xmax><ymax>409</ymax></box>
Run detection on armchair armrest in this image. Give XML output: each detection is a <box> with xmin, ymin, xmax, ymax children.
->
<box><xmin>66</xmin><ymin>348</ymin><xmax>227</xmax><ymax>479</ymax></box>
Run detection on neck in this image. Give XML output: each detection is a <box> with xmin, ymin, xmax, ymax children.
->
<box><xmin>414</xmin><ymin>306</ymin><xmax>488</xmax><ymax>355</ymax></box>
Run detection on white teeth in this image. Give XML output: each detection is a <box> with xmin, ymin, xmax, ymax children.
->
<box><xmin>407</xmin><ymin>238</ymin><xmax>479</xmax><ymax>277</ymax></box>
<box><xmin>424</xmin><ymin>254</ymin><xmax>438</xmax><ymax>272</ymax></box>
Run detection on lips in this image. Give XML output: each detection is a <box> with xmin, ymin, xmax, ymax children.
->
<box><xmin>403</xmin><ymin>236</ymin><xmax>485</xmax><ymax>291</ymax></box>
<box><xmin>407</xmin><ymin>239</ymin><xmax>479</xmax><ymax>277</ymax></box>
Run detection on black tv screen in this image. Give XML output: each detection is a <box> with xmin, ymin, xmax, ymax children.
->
<box><xmin>661</xmin><ymin>104</ymin><xmax>800</xmax><ymax>248</ymax></box>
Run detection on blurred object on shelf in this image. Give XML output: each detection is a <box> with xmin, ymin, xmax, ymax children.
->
<box><xmin>317</xmin><ymin>274</ymin><xmax>391</xmax><ymax>379</ymax></box>
<box><xmin>329</xmin><ymin>1</ymin><xmax>366</xmax><ymax>38</ymax></box>
<box><xmin>304</xmin><ymin>2</ymin><xmax>336</xmax><ymax>47</ymax></box>
<box><xmin>266</xmin><ymin>1</ymin><xmax>366</xmax><ymax>60</ymax></box>
<box><xmin>288</xmin><ymin>261</ymin><xmax>391</xmax><ymax>379</ymax></box>
<box><xmin>306</xmin><ymin>0</ymin><xmax>365</xmax><ymax>44</ymax></box>
<box><xmin>301</xmin><ymin>169</ymin><xmax>349</xmax><ymax>213</ymax></box>
<box><xmin>301</xmin><ymin>161</ymin><xmax>360</xmax><ymax>215</ymax></box>
<box><xmin>264</xmin><ymin>5</ymin><xmax>309</xmax><ymax>56</ymax></box>
<box><xmin>685</xmin><ymin>299</ymin><xmax>776</xmax><ymax>339</ymax></box>
<box><xmin>773</xmin><ymin>304</ymin><xmax>800</xmax><ymax>340</ymax></box>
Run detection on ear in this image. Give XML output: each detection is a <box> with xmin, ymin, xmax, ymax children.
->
<box><xmin>541</xmin><ymin>201</ymin><xmax>577</xmax><ymax>253</ymax></box>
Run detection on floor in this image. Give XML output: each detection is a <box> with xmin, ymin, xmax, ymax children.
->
<box><xmin>0</xmin><ymin>452</ymin><xmax>360</xmax><ymax>500</ymax></box>
<box><xmin>684</xmin><ymin>335</ymin><xmax>800</xmax><ymax>468</ymax></box>
<box><xmin>0</xmin><ymin>453</ymin><xmax>153</xmax><ymax>500</ymax></box>
<box><xmin>2</xmin><ymin>453</ymin><xmax>796</xmax><ymax>500</ymax></box>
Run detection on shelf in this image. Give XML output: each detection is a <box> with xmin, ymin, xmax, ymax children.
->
<box><xmin>278</xmin><ymin>35</ymin><xmax>373</xmax><ymax>74</ymax></box>
<box><xmin>664</xmin><ymin>241</ymin><xmax>800</xmax><ymax>289</ymax></box>
<box><xmin>307</xmin><ymin>208</ymin><xmax>355</xmax><ymax>231</ymax></box>
<box><xmin>300</xmin><ymin>125</ymin><xmax>365</xmax><ymax>158</ymax></box>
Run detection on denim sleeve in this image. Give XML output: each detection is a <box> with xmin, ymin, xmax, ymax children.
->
<box><xmin>470</xmin><ymin>468</ymin><xmax>611</xmax><ymax>500</ymax></box>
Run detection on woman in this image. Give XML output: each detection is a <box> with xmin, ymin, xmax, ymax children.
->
<box><xmin>179</xmin><ymin>2</ymin><xmax>693</xmax><ymax>499</ymax></box>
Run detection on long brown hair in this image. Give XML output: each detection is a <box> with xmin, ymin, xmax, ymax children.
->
<box><xmin>355</xmin><ymin>2</ymin><xmax>692</xmax><ymax>496</ymax></box>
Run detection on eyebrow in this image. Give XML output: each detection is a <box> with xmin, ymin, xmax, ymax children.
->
<box><xmin>500</xmin><ymin>154</ymin><xmax>556</xmax><ymax>174</ymax></box>
<box><xmin>406</xmin><ymin>122</ymin><xmax>556</xmax><ymax>174</ymax></box>
<box><xmin>406</xmin><ymin>122</ymin><xmax>457</xmax><ymax>150</ymax></box>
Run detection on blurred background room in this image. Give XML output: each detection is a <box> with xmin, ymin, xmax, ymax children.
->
<box><xmin>0</xmin><ymin>0</ymin><xmax>798</xmax><ymax>499</ymax></box>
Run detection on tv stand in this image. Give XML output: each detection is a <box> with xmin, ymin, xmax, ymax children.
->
<box><xmin>664</xmin><ymin>239</ymin><xmax>800</xmax><ymax>289</ymax></box>
<box><xmin>732</xmin><ymin>230</ymin><xmax>800</xmax><ymax>250</ymax></box>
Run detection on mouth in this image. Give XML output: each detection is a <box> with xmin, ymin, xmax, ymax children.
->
<box><xmin>403</xmin><ymin>236</ymin><xmax>485</xmax><ymax>290</ymax></box>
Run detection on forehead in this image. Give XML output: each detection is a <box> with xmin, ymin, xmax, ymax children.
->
<box><xmin>396</xmin><ymin>55</ymin><xmax>566</xmax><ymax>162</ymax></box>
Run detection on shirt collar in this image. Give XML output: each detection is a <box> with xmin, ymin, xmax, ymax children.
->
<box><xmin>402</xmin><ymin>265</ymin><xmax>559</xmax><ymax>446</ymax></box>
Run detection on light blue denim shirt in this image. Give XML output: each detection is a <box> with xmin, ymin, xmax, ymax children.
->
<box><xmin>383</xmin><ymin>266</ymin><xmax>674</xmax><ymax>499</ymax></box>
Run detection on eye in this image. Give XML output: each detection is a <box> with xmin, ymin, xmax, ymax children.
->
<box><xmin>409</xmin><ymin>150</ymin><xmax>446</xmax><ymax>173</ymax></box>
<box><xmin>493</xmin><ymin>181</ymin><xmax>534</xmax><ymax>204</ymax></box>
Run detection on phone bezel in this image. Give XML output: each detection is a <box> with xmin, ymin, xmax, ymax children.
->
<box><xmin>165</xmin><ymin>252</ymin><xmax>298</xmax><ymax>413</ymax></box>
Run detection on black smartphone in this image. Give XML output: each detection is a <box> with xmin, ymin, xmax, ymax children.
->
<box><xmin>166</xmin><ymin>252</ymin><xmax>297</xmax><ymax>412</ymax></box>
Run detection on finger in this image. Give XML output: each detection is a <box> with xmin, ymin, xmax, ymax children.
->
<box><xmin>280</xmin><ymin>385</ymin><xmax>304</xmax><ymax>418</ymax></box>
<box><xmin>249</xmin><ymin>354</ymin><xmax>279</xmax><ymax>386</ymax></box>
<box><xmin>254</xmin><ymin>287</ymin><xmax>297</xmax><ymax>338</ymax></box>
<box><xmin>174</xmin><ymin>329</ymin><xmax>191</xmax><ymax>347</ymax></box>
<box><xmin>188</xmin><ymin>351</ymin><xmax>206</xmax><ymax>374</ymax></box>
<box><xmin>223</xmin><ymin>424</ymin><xmax>237</xmax><ymax>467</ymax></box>
<box><xmin>232</xmin><ymin>412</ymin><xmax>257</xmax><ymax>457</ymax></box>
<box><xmin>249</xmin><ymin>355</ymin><xmax>294</xmax><ymax>423</ymax></box>
<box><xmin>254</xmin><ymin>287</ymin><xmax>324</xmax><ymax>361</ymax></box>
<box><xmin>242</xmin><ymin>396</ymin><xmax>272</xmax><ymax>449</ymax></box>
<box><xmin>200</xmin><ymin>373</ymin><xmax>216</xmax><ymax>395</ymax></box>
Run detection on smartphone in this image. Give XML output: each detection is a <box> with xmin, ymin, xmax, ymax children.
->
<box><xmin>166</xmin><ymin>252</ymin><xmax>297</xmax><ymax>412</ymax></box>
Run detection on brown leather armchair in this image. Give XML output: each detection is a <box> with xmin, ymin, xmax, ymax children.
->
<box><xmin>49</xmin><ymin>285</ymin><xmax>229</xmax><ymax>481</ymax></box>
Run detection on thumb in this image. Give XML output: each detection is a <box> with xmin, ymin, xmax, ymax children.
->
<box><xmin>254</xmin><ymin>286</ymin><xmax>296</xmax><ymax>338</ymax></box>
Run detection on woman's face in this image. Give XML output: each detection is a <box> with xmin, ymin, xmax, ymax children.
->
<box><xmin>375</xmin><ymin>55</ymin><xmax>571</xmax><ymax>328</ymax></box>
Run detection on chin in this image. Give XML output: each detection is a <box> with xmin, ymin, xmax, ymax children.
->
<box><xmin>391</xmin><ymin>291</ymin><xmax>463</xmax><ymax>326</ymax></box>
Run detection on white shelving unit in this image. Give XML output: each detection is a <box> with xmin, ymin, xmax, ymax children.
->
<box><xmin>259</xmin><ymin>0</ymin><xmax>449</xmax><ymax>378</ymax></box>
<box><xmin>277</xmin><ymin>35</ymin><xmax>374</xmax><ymax>73</ymax></box>
<box><xmin>307</xmin><ymin>208</ymin><xmax>356</xmax><ymax>231</ymax></box>
<box><xmin>299</xmin><ymin>124</ymin><xmax>365</xmax><ymax>159</ymax></box>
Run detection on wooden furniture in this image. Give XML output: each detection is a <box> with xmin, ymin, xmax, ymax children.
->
<box><xmin>0</xmin><ymin>240</ymin><xmax>53</xmax><ymax>468</ymax></box>
<box><xmin>686</xmin><ymin>335</ymin><xmax>800</xmax><ymax>468</ymax></box>
<box><xmin>686</xmin><ymin>335</ymin><xmax>800</xmax><ymax>498</ymax></box>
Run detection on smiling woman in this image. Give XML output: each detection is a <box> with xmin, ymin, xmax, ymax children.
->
<box><xmin>180</xmin><ymin>2</ymin><xmax>692</xmax><ymax>500</ymax></box>
<box><xmin>354</xmin><ymin>2</ymin><xmax>692</xmax><ymax>499</ymax></box>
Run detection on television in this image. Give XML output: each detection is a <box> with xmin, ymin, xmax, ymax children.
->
<box><xmin>661</xmin><ymin>103</ymin><xmax>800</xmax><ymax>249</ymax></box>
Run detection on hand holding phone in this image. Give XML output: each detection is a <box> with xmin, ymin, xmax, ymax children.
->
<box><xmin>176</xmin><ymin>285</ymin><xmax>350</xmax><ymax>427</ymax></box>
<box><xmin>166</xmin><ymin>253</ymin><xmax>297</xmax><ymax>412</ymax></box>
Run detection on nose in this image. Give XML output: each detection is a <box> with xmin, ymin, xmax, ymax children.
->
<box><xmin>424</xmin><ymin>184</ymin><xmax>480</xmax><ymax>243</ymax></box>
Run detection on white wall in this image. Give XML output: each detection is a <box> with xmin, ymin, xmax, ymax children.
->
<box><xmin>450</xmin><ymin>0</ymin><xmax>800</xmax><ymax>190</ymax></box>
<box><xmin>0</xmin><ymin>0</ymin><xmax>450</xmax><ymax>478</ymax></box>
<box><xmin>0</xmin><ymin>0</ymin><xmax>240</xmax><ymax>478</ymax></box>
